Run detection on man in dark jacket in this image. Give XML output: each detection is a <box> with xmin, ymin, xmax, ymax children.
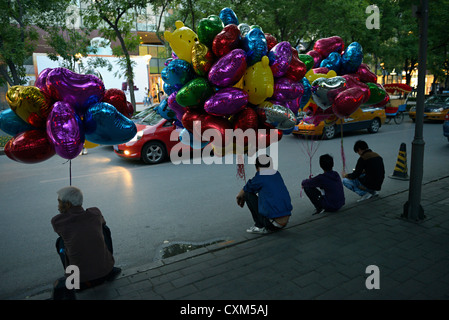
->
<box><xmin>342</xmin><ymin>140</ymin><xmax>385</xmax><ymax>202</ymax></box>
<box><xmin>236</xmin><ymin>154</ymin><xmax>292</xmax><ymax>234</ymax></box>
<box><xmin>302</xmin><ymin>154</ymin><xmax>345</xmax><ymax>215</ymax></box>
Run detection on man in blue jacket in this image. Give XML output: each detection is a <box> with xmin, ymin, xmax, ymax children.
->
<box><xmin>301</xmin><ymin>154</ymin><xmax>345</xmax><ymax>215</ymax></box>
<box><xmin>236</xmin><ymin>154</ymin><xmax>293</xmax><ymax>234</ymax></box>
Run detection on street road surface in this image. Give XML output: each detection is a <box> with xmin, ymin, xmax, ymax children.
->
<box><xmin>1</xmin><ymin>119</ymin><xmax>448</xmax><ymax>299</ymax></box>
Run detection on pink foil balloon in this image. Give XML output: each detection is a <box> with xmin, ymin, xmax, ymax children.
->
<box><xmin>342</xmin><ymin>74</ymin><xmax>371</xmax><ymax>103</ymax></box>
<box><xmin>313</xmin><ymin>36</ymin><xmax>345</xmax><ymax>57</ymax></box>
<box><xmin>353</xmin><ymin>63</ymin><xmax>377</xmax><ymax>83</ymax></box>
<box><xmin>46</xmin><ymin>101</ymin><xmax>84</xmax><ymax>160</ymax></box>
<box><xmin>46</xmin><ymin>67</ymin><xmax>105</xmax><ymax>115</ymax></box>
<box><xmin>204</xmin><ymin>87</ymin><xmax>249</xmax><ymax>116</ymax></box>
<box><xmin>269</xmin><ymin>41</ymin><xmax>293</xmax><ymax>78</ymax></box>
<box><xmin>5</xmin><ymin>129</ymin><xmax>55</xmax><ymax>163</ymax></box>
<box><xmin>208</xmin><ymin>49</ymin><xmax>247</xmax><ymax>87</ymax></box>
<box><xmin>306</xmin><ymin>50</ymin><xmax>322</xmax><ymax>68</ymax></box>
<box><xmin>271</xmin><ymin>77</ymin><xmax>304</xmax><ymax>102</ymax></box>
<box><xmin>284</xmin><ymin>48</ymin><xmax>307</xmax><ymax>82</ymax></box>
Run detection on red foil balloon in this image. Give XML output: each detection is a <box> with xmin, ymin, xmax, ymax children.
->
<box><xmin>353</xmin><ymin>63</ymin><xmax>377</xmax><ymax>83</ymax></box>
<box><xmin>264</xmin><ymin>33</ymin><xmax>278</xmax><ymax>51</ymax></box>
<box><xmin>342</xmin><ymin>75</ymin><xmax>371</xmax><ymax>103</ymax></box>
<box><xmin>181</xmin><ymin>109</ymin><xmax>233</xmax><ymax>147</ymax></box>
<box><xmin>103</xmin><ymin>88</ymin><xmax>132</xmax><ymax>118</ymax></box>
<box><xmin>212</xmin><ymin>24</ymin><xmax>241</xmax><ymax>58</ymax></box>
<box><xmin>306</xmin><ymin>50</ymin><xmax>322</xmax><ymax>68</ymax></box>
<box><xmin>5</xmin><ymin>129</ymin><xmax>55</xmax><ymax>163</ymax></box>
<box><xmin>332</xmin><ymin>87</ymin><xmax>365</xmax><ymax>118</ymax></box>
<box><xmin>284</xmin><ymin>49</ymin><xmax>307</xmax><ymax>82</ymax></box>
<box><xmin>313</xmin><ymin>36</ymin><xmax>345</xmax><ymax>58</ymax></box>
<box><xmin>232</xmin><ymin>107</ymin><xmax>258</xmax><ymax>131</ymax></box>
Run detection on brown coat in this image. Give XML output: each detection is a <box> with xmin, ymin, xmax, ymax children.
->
<box><xmin>51</xmin><ymin>206</ymin><xmax>115</xmax><ymax>282</ymax></box>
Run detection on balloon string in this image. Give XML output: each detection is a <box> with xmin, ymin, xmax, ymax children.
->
<box><xmin>69</xmin><ymin>160</ymin><xmax>72</xmax><ymax>186</ymax></box>
<box><xmin>340</xmin><ymin>122</ymin><xmax>346</xmax><ymax>172</ymax></box>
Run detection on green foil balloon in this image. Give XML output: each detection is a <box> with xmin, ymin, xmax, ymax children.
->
<box><xmin>197</xmin><ymin>15</ymin><xmax>224</xmax><ymax>48</ymax></box>
<box><xmin>176</xmin><ymin>78</ymin><xmax>215</xmax><ymax>108</ymax></box>
<box><xmin>298</xmin><ymin>54</ymin><xmax>314</xmax><ymax>71</ymax></box>
<box><xmin>364</xmin><ymin>82</ymin><xmax>386</xmax><ymax>105</ymax></box>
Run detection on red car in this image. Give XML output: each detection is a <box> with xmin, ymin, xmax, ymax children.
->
<box><xmin>114</xmin><ymin>111</ymin><xmax>190</xmax><ymax>164</ymax></box>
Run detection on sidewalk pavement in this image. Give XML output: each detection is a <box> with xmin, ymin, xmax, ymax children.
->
<box><xmin>26</xmin><ymin>176</ymin><xmax>449</xmax><ymax>301</ymax></box>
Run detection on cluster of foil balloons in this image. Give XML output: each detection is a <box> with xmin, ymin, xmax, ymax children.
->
<box><xmin>157</xmin><ymin>8</ymin><xmax>306</xmax><ymax>156</ymax></box>
<box><xmin>0</xmin><ymin>67</ymin><xmax>137</xmax><ymax>163</ymax></box>
<box><xmin>300</xmin><ymin>36</ymin><xmax>389</xmax><ymax>125</ymax></box>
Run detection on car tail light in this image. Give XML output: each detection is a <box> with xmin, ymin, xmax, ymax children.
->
<box><xmin>445</xmin><ymin>112</ymin><xmax>449</xmax><ymax>121</ymax></box>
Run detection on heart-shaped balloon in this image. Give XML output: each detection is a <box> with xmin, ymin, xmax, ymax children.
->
<box><xmin>299</xmin><ymin>77</ymin><xmax>312</xmax><ymax>109</ymax></box>
<box><xmin>161</xmin><ymin>59</ymin><xmax>194</xmax><ymax>87</ymax></box>
<box><xmin>332</xmin><ymin>87</ymin><xmax>365</xmax><ymax>118</ymax></box>
<box><xmin>313</xmin><ymin>36</ymin><xmax>345</xmax><ymax>58</ymax></box>
<box><xmin>46</xmin><ymin>101</ymin><xmax>84</xmax><ymax>160</ymax></box>
<box><xmin>191</xmin><ymin>42</ymin><xmax>215</xmax><ymax>77</ymax></box>
<box><xmin>256</xmin><ymin>122</ymin><xmax>283</xmax><ymax>150</ymax></box>
<box><xmin>264</xmin><ymin>33</ymin><xmax>278</xmax><ymax>51</ymax></box>
<box><xmin>5</xmin><ymin>129</ymin><xmax>55</xmax><ymax>164</ymax></box>
<box><xmin>286</xmin><ymin>97</ymin><xmax>302</xmax><ymax>116</ymax></box>
<box><xmin>303</xmin><ymin>103</ymin><xmax>335</xmax><ymax>125</ymax></box>
<box><xmin>212</xmin><ymin>24</ymin><xmax>241</xmax><ymax>58</ymax></box>
<box><xmin>179</xmin><ymin>128</ymin><xmax>209</xmax><ymax>149</ymax></box>
<box><xmin>268</xmin><ymin>41</ymin><xmax>292</xmax><ymax>78</ymax></box>
<box><xmin>102</xmin><ymin>88</ymin><xmax>132</xmax><ymax>118</ymax></box>
<box><xmin>271</xmin><ymin>77</ymin><xmax>304</xmax><ymax>102</ymax></box>
<box><xmin>83</xmin><ymin>102</ymin><xmax>137</xmax><ymax>145</ymax></box>
<box><xmin>168</xmin><ymin>92</ymin><xmax>186</xmax><ymax>125</ymax></box>
<box><xmin>298</xmin><ymin>54</ymin><xmax>315</xmax><ymax>72</ymax></box>
<box><xmin>0</xmin><ymin>108</ymin><xmax>35</xmax><ymax>136</ymax></box>
<box><xmin>237</xmin><ymin>23</ymin><xmax>251</xmax><ymax>37</ymax></box>
<box><xmin>46</xmin><ymin>68</ymin><xmax>105</xmax><ymax>115</ymax></box>
<box><xmin>342</xmin><ymin>75</ymin><xmax>371</xmax><ymax>103</ymax></box>
<box><xmin>320</xmin><ymin>52</ymin><xmax>342</xmax><ymax>74</ymax></box>
<box><xmin>242</xmin><ymin>27</ymin><xmax>267</xmax><ymax>66</ymax></box>
<box><xmin>197</xmin><ymin>15</ymin><xmax>224</xmax><ymax>48</ymax></box>
<box><xmin>284</xmin><ymin>48</ymin><xmax>307</xmax><ymax>82</ymax></box>
<box><xmin>352</xmin><ymin>63</ymin><xmax>377</xmax><ymax>83</ymax></box>
<box><xmin>311</xmin><ymin>76</ymin><xmax>347</xmax><ymax>110</ymax></box>
<box><xmin>181</xmin><ymin>109</ymin><xmax>232</xmax><ymax>147</ymax></box>
<box><xmin>232</xmin><ymin>107</ymin><xmax>259</xmax><ymax>131</ymax></box>
<box><xmin>219</xmin><ymin>7</ymin><xmax>239</xmax><ymax>26</ymax></box>
<box><xmin>204</xmin><ymin>87</ymin><xmax>248</xmax><ymax>116</ymax></box>
<box><xmin>364</xmin><ymin>82</ymin><xmax>387</xmax><ymax>105</ymax></box>
<box><xmin>6</xmin><ymin>85</ymin><xmax>52</xmax><ymax>128</ymax></box>
<box><xmin>306</xmin><ymin>50</ymin><xmax>322</xmax><ymax>68</ymax></box>
<box><xmin>176</xmin><ymin>78</ymin><xmax>215</xmax><ymax>108</ymax></box>
<box><xmin>341</xmin><ymin>42</ymin><xmax>363</xmax><ymax>74</ymax></box>
<box><xmin>34</xmin><ymin>68</ymin><xmax>54</xmax><ymax>101</ymax></box>
<box><xmin>208</xmin><ymin>48</ymin><xmax>247</xmax><ymax>87</ymax></box>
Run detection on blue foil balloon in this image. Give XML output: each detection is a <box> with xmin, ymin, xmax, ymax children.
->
<box><xmin>242</xmin><ymin>28</ymin><xmax>267</xmax><ymax>66</ymax></box>
<box><xmin>161</xmin><ymin>59</ymin><xmax>195</xmax><ymax>87</ymax></box>
<box><xmin>83</xmin><ymin>102</ymin><xmax>137</xmax><ymax>145</ymax></box>
<box><xmin>341</xmin><ymin>42</ymin><xmax>363</xmax><ymax>74</ymax></box>
<box><xmin>320</xmin><ymin>51</ymin><xmax>342</xmax><ymax>74</ymax></box>
<box><xmin>299</xmin><ymin>77</ymin><xmax>312</xmax><ymax>109</ymax></box>
<box><xmin>155</xmin><ymin>98</ymin><xmax>177</xmax><ymax>121</ymax></box>
<box><xmin>0</xmin><ymin>108</ymin><xmax>35</xmax><ymax>136</ymax></box>
<box><xmin>219</xmin><ymin>7</ymin><xmax>239</xmax><ymax>26</ymax></box>
<box><xmin>179</xmin><ymin>128</ymin><xmax>208</xmax><ymax>149</ymax></box>
<box><xmin>163</xmin><ymin>82</ymin><xmax>183</xmax><ymax>96</ymax></box>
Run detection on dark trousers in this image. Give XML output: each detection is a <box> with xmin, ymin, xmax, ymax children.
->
<box><xmin>55</xmin><ymin>224</ymin><xmax>114</xmax><ymax>290</ymax></box>
<box><xmin>303</xmin><ymin>187</ymin><xmax>324</xmax><ymax>210</ymax></box>
<box><xmin>244</xmin><ymin>192</ymin><xmax>283</xmax><ymax>231</ymax></box>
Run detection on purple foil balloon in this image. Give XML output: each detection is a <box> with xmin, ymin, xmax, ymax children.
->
<box><xmin>46</xmin><ymin>68</ymin><xmax>105</xmax><ymax>115</ymax></box>
<box><xmin>286</xmin><ymin>97</ymin><xmax>302</xmax><ymax>115</ymax></box>
<box><xmin>168</xmin><ymin>91</ymin><xmax>186</xmax><ymax>125</ymax></box>
<box><xmin>35</xmin><ymin>68</ymin><xmax>53</xmax><ymax>98</ymax></box>
<box><xmin>83</xmin><ymin>102</ymin><xmax>137</xmax><ymax>145</ymax></box>
<box><xmin>268</xmin><ymin>41</ymin><xmax>292</xmax><ymax>78</ymax></box>
<box><xmin>271</xmin><ymin>77</ymin><xmax>304</xmax><ymax>102</ymax></box>
<box><xmin>208</xmin><ymin>49</ymin><xmax>247</xmax><ymax>87</ymax></box>
<box><xmin>46</xmin><ymin>101</ymin><xmax>84</xmax><ymax>160</ymax></box>
<box><xmin>204</xmin><ymin>87</ymin><xmax>249</xmax><ymax>116</ymax></box>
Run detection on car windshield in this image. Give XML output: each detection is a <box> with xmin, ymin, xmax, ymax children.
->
<box><xmin>133</xmin><ymin>106</ymin><xmax>157</xmax><ymax>119</ymax></box>
<box><xmin>425</xmin><ymin>95</ymin><xmax>449</xmax><ymax>105</ymax></box>
<box><xmin>141</xmin><ymin>111</ymin><xmax>163</xmax><ymax>126</ymax></box>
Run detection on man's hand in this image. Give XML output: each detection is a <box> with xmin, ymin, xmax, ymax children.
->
<box><xmin>236</xmin><ymin>189</ymin><xmax>245</xmax><ymax>208</ymax></box>
<box><xmin>341</xmin><ymin>170</ymin><xmax>347</xmax><ymax>178</ymax></box>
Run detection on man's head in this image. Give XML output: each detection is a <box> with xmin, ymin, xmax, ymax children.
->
<box><xmin>255</xmin><ymin>154</ymin><xmax>272</xmax><ymax>171</ymax></box>
<box><xmin>319</xmin><ymin>154</ymin><xmax>334</xmax><ymax>172</ymax></box>
<box><xmin>57</xmin><ymin>186</ymin><xmax>83</xmax><ymax>213</ymax></box>
<box><xmin>353</xmin><ymin>140</ymin><xmax>369</xmax><ymax>154</ymax></box>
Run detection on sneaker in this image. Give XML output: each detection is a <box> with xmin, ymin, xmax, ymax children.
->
<box><xmin>105</xmin><ymin>267</ymin><xmax>122</xmax><ymax>282</ymax></box>
<box><xmin>312</xmin><ymin>208</ymin><xmax>325</xmax><ymax>215</ymax></box>
<box><xmin>372</xmin><ymin>191</ymin><xmax>379</xmax><ymax>197</ymax></box>
<box><xmin>246</xmin><ymin>226</ymin><xmax>268</xmax><ymax>234</ymax></box>
<box><xmin>358</xmin><ymin>192</ymin><xmax>373</xmax><ymax>202</ymax></box>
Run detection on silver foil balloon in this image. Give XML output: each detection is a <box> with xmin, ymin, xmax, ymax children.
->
<box><xmin>311</xmin><ymin>76</ymin><xmax>346</xmax><ymax>110</ymax></box>
<box><xmin>256</xmin><ymin>101</ymin><xmax>297</xmax><ymax>130</ymax></box>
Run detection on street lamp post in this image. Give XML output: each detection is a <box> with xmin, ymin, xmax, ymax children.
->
<box><xmin>403</xmin><ymin>0</ymin><xmax>428</xmax><ymax>221</ymax></box>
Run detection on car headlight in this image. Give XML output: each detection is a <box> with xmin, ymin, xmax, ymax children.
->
<box><xmin>129</xmin><ymin>130</ymin><xmax>144</xmax><ymax>142</ymax></box>
<box><xmin>433</xmin><ymin>108</ymin><xmax>444</xmax><ymax>112</ymax></box>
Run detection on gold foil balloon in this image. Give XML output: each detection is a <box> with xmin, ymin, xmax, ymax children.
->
<box><xmin>6</xmin><ymin>85</ymin><xmax>51</xmax><ymax>128</ymax></box>
<box><xmin>192</xmin><ymin>43</ymin><xmax>215</xmax><ymax>77</ymax></box>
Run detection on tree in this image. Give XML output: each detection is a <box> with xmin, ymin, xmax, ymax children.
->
<box><xmin>0</xmin><ymin>0</ymin><xmax>70</xmax><ymax>86</ymax></box>
<box><xmin>83</xmin><ymin>0</ymin><xmax>147</xmax><ymax>114</ymax></box>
